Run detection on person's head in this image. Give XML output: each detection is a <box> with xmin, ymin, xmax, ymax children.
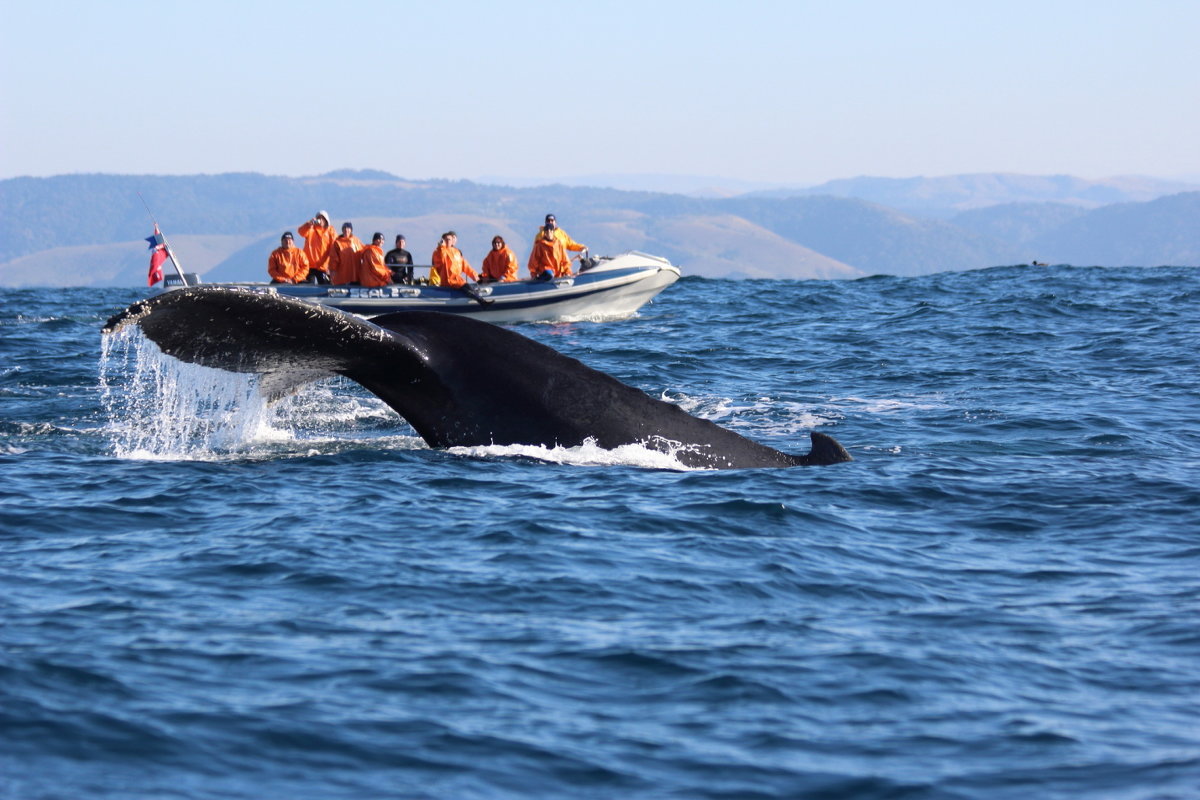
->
<box><xmin>544</xmin><ymin>214</ymin><xmax>557</xmax><ymax>230</ymax></box>
<box><xmin>395</xmin><ymin>234</ymin><xmax>406</xmax><ymax>247</ymax></box>
<box><xmin>443</xmin><ymin>230</ymin><xmax>457</xmax><ymax>246</ymax></box>
<box><xmin>315</xmin><ymin>211</ymin><xmax>329</xmax><ymax>227</ymax></box>
<box><xmin>372</xmin><ymin>232</ymin><xmax>384</xmax><ymax>246</ymax></box>
<box><xmin>491</xmin><ymin>236</ymin><xmax>505</xmax><ymax>249</ymax></box>
<box><xmin>281</xmin><ymin>231</ymin><xmax>295</xmax><ymax>247</ymax></box>
<box><xmin>542</xmin><ymin>225</ymin><xmax>555</xmax><ymax>241</ymax></box>
<box><xmin>341</xmin><ymin>222</ymin><xmax>353</xmax><ymax>235</ymax></box>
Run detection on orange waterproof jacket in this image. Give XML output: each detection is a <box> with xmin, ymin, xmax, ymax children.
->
<box><xmin>432</xmin><ymin>243</ymin><xmax>478</xmax><ymax>288</ymax></box>
<box><xmin>528</xmin><ymin>235</ymin><xmax>571</xmax><ymax>278</ymax></box>
<box><xmin>481</xmin><ymin>246</ymin><xmax>519</xmax><ymax>282</ymax></box>
<box><xmin>267</xmin><ymin>244</ymin><xmax>311</xmax><ymax>283</ymax></box>
<box><xmin>358</xmin><ymin>245</ymin><xmax>392</xmax><ymax>287</ymax></box>
<box><xmin>297</xmin><ymin>220</ymin><xmax>336</xmax><ymax>274</ymax></box>
<box><xmin>329</xmin><ymin>234</ymin><xmax>364</xmax><ymax>285</ymax></box>
<box><xmin>533</xmin><ymin>226</ymin><xmax>585</xmax><ymax>253</ymax></box>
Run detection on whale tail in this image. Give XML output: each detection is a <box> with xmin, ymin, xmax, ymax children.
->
<box><xmin>102</xmin><ymin>288</ymin><xmax>854</xmax><ymax>470</ymax></box>
<box><xmin>793</xmin><ymin>431</ymin><xmax>853</xmax><ymax>466</ymax></box>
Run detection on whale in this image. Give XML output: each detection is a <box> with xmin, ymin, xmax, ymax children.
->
<box><xmin>103</xmin><ymin>287</ymin><xmax>852</xmax><ymax>469</ymax></box>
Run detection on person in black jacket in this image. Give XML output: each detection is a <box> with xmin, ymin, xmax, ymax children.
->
<box><xmin>385</xmin><ymin>234</ymin><xmax>414</xmax><ymax>284</ymax></box>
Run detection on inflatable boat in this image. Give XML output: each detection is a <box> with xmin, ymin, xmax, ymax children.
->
<box><xmin>158</xmin><ymin>251</ymin><xmax>681</xmax><ymax>324</ymax></box>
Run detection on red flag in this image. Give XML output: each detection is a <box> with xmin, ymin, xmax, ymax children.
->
<box><xmin>146</xmin><ymin>224</ymin><xmax>167</xmax><ymax>286</ymax></box>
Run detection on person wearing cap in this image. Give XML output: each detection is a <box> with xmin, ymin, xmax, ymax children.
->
<box><xmin>535</xmin><ymin>213</ymin><xmax>586</xmax><ymax>257</ymax></box>
<box><xmin>385</xmin><ymin>234</ymin><xmax>414</xmax><ymax>284</ymax></box>
<box><xmin>267</xmin><ymin>231</ymin><xmax>311</xmax><ymax>284</ymax></box>
<box><xmin>297</xmin><ymin>211</ymin><xmax>334</xmax><ymax>284</ymax></box>
<box><xmin>329</xmin><ymin>222</ymin><xmax>364</xmax><ymax>285</ymax></box>
<box><xmin>431</xmin><ymin>231</ymin><xmax>479</xmax><ymax>288</ymax></box>
<box><xmin>480</xmin><ymin>235</ymin><xmax>519</xmax><ymax>283</ymax></box>
<box><xmin>358</xmin><ymin>232</ymin><xmax>393</xmax><ymax>288</ymax></box>
<box><xmin>527</xmin><ymin>224</ymin><xmax>572</xmax><ymax>280</ymax></box>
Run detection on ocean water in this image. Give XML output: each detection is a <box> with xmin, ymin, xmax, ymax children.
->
<box><xmin>1</xmin><ymin>265</ymin><xmax>1198</xmax><ymax>799</ymax></box>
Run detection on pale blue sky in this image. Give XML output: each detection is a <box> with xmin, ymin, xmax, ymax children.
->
<box><xmin>2</xmin><ymin>0</ymin><xmax>1197</xmax><ymax>185</ymax></box>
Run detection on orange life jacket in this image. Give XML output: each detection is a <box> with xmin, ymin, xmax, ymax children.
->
<box><xmin>533</xmin><ymin>226</ymin><xmax>585</xmax><ymax>253</ymax></box>
<box><xmin>297</xmin><ymin>220</ymin><xmax>335</xmax><ymax>274</ymax></box>
<box><xmin>528</xmin><ymin>235</ymin><xmax>571</xmax><ymax>278</ymax></box>
<box><xmin>329</xmin><ymin>234</ymin><xmax>364</xmax><ymax>285</ymax></box>
<box><xmin>267</xmin><ymin>244</ymin><xmax>310</xmax><ymax>283</ymax></box>
<box><xmin>432</xmin><ymin>243</ymin><xmax>478</xmax><ymax>288</ymax></box>
<box><xmin>481</xmin><ymin>246</ymin><xmax>519</xmax><ymax>282</ymax></box>
<box><xmin>358</xmin><ymin>245</ymin><xmax>392</xmax><ymax>287</ymax></box>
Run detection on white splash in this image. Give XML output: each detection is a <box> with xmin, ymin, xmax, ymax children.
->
<box><xmin>99</xmin><ymin>327</ymin><xmax>427</xmax><ymax>461</ymax></box>
<box><xmin>99</xmin><ymin>327</ymin><xmax>277</xmax><ymax>459</ymax></box>
<box><xmin>446</xmin><ymin>437</ymin><xmax>703</xmax><ymax>471</ymax></box>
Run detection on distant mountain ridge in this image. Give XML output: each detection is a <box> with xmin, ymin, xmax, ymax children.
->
<box><xmin>749</xmin><ymin>173</ymin><xmax>1200</xmax><ymax>217</ymax></box>
<box><xmin>476</xmin><ymin>173</ymin><xmax>790</xmax><ymax>198</ymax></box>
<box><xmin>1</xmin><ymin>171</ymin><xmax>1197</xmax><ymax>287</ymax></box>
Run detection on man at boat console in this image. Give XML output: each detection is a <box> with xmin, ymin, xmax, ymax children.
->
<box><xmin>537</xmin><ymin>214</ymin><xmax>587</xmax><ymax>257</ymax></box>
<box><xmin>267</xmin><ymin>232</ymin><xmax>311</xmax><ymax>284</ymax></box>
<box><xmin>528</xmin><ymin>225</ymin><xmax>572</xmax><ymax>280</ymax></box>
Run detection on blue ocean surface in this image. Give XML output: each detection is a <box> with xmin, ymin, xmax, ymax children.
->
<box><xmin>1</xmin><ymin>265</ymin><xmax>1198</xmax><ymax>799</ymax></box>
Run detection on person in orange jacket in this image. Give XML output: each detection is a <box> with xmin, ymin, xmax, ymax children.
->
<box><xmin>480</xmin><ymin>235</ymin><xmax>519</xmax><ymax>283</ymax></box>
<box><xmin>527</xmin><ymin>225</ymin><xmax>572</xmax><ymax>280</ymax></box>
<box><xmin>329</xmin><ymin>222</ymin><xmax>364</xmax><ymax>285</ymax></box>
<box><xmin>432</xmin><ymin>231</ymin><xmax>479</xmax><ymax>288</ymax></box>
<box><xmin>358</xmin><ymin>232</ymin><xmax>393</xmax><ymax>288</ymax></box>
<box><xmin>297</xmin><ymin>210</ymin><xmax>334</xmax><ymax>284</ymax></box>
<box><xmin>536</xmin><ymin>213</ymin><xmax>586</xmax><ymax>256</ymax></box>
<box><xmin>267</xmin><ymin>232</ymin><xmax>311</xmax><ymax>284</ymax></box>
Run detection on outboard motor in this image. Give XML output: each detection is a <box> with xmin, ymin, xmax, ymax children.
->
<box><xmin>577</xmin><ymin>249</ymin><xmax>598</xmax><ymax>272</ymax></box>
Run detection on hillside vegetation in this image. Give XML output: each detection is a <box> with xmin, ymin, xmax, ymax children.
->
<box><xmin>1</xmin><ymin>171</ymin><xmax>1196</xmax><ymax>287</ymax></box>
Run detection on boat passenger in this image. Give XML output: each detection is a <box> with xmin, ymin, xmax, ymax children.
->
<box><xmin>536</xmin><ymin>213</ymin><xmax>586</xmax><ymax>257</ymax></box>
<box><xmin>297</xmin><ymin>210</ymin><xmax>334</xmax><ymax>284</ymax></box>
<box><xmin>431</xmin><ymin>231</ymin><xmax>479</xmax><ymax>287</ymax></box>
<box><xmin>267</xmin><ymin>232</ymin><xmax>311</xmax><ymax>284</ymax></box>
<box><xmin>329</xmin><ymin>222</ymin><xmax>364</xmax><ymax>285</ymax></box>
<box><xmin>528</xmin><ymin>225</ymin><xmax>571</xmax><ymax>280</ymax></box>
<box><xmin>480</xmin><ymin>236</ymin><xmax>519</xmax><ymax>283</ymax></box>
<box><xmin>359</xmin><ymin>232</ymin><xmax>393</xmax><ymax>288</ymax></box>
<box><xmin>385</xmin><ymin>234</ymin><xmax>414</xmax><ymax>284</ymax></box>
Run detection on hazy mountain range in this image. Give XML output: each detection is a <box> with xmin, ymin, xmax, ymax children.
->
<box><xmin>480</xmin><ymin>172</ymin><xmax>1199</xmax><ymax>210</ymax></box>
<box><xmin>1</xmin><ymin>170</ymin><xmax>1197</xmax><ymax>287</ymax></box>
<box><xmin>748</xmin><ymin>173</ymin><xmax>1200</xmax><ymax>216</ymax></box>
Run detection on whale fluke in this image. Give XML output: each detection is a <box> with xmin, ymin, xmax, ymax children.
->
<box><xmin>104</xmin><ymin>287</ymin><xmax>852</xmax><ymax>469</ymax></box>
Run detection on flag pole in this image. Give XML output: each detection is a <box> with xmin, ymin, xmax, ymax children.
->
<box><xmin>138</xmin><ymin>193</ymin><xmax>189</xmax><ymax>286</ymax></box>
